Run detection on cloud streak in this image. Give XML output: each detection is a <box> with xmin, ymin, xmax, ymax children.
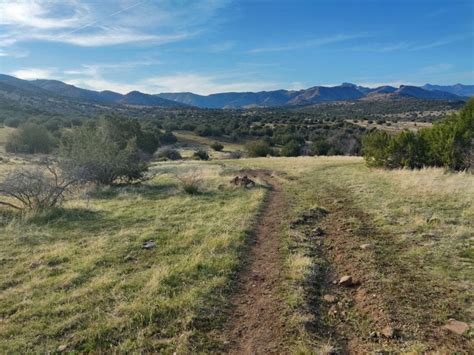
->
<box><xmin>247</xmin><ymin>33</ymin><xmax>368</xmax><ymax>54</ymax></box>
<box><xmin>352</xmin><ymin>34</ymin><xmax>471</xmax><ymax>53</ymax></box>
<box><xmin>0</xmin><ymin>0</ymin><xmax>224</xmax><ymax>49</ymax></box>
<box><xmin>10</xmin><ymin>68</ymin><xmax>55</xmax><ymax>80</ymax></box>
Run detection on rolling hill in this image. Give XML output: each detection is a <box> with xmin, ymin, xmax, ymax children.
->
<box><xmin>30</xmin><ymin>79</ymin><xmax>187</xmax><ymax>107</ymax></box>
<box><xmin>422</xmin><ymin>83</ymin><xmax>474</xmax><ymax>97</ymax></box>
<box><xmin>158</xmin><ymin>82</ymin><xmax>468</xmax><ymax>108</ymax></box>
<box><xmin>0</xmin><ymin>74</ymin><xmax>470</xmax><ymax>111</ymax></box>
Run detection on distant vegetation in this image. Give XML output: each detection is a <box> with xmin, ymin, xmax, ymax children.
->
<box><xmin>210</xmin><ymin>141</ymin><xmax>224</xmax><ymax>151</ymax></box>
<box><xmin>6</xmin><ymin>122</ymin><xmax>56</xmax><ymax>154</ymax></box>
<box><xmin>363</xmin><ymin>98</ymin><xmax>473</xmax><ymax>171</ymax></box>
<box><xmin>245</xmin><ymin>141</ymin><xmax>274</xmax><ymax>157</ymax></box>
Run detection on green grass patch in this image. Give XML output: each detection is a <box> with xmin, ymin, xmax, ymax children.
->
<box><xmin>0</xmin><ymin>162</ymin><xmax>266</xmax><ymax>353</ymax></box>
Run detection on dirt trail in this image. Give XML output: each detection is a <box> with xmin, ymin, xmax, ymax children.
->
<box><xmin>224</xmin><ymin>170</ymin><xmax>288</xmax><ymax>354</ymax></box>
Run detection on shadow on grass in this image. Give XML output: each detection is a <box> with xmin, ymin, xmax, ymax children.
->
<box><xmin>88</xmin><ymin>183</ymin><xmax>177</xmax><ymax>200</ymax></box>
<box><xmin>0</xmin><ymin>208</ymin><xmax>19</xmax><ymax>226</ymax></box>
<box><xmin>28</xmin><ymin>207</ymin><xmax>102</xmax><ymax>226</ymax></box>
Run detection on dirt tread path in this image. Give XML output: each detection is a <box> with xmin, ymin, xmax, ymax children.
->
<box><xmin>224</xmin><ymin>171</ymin><xmax>288</xmax><ymax>354</ymax></box>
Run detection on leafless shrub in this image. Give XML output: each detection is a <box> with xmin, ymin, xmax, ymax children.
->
<box><xmin>175</xmin><ymin>169</ymin><xmax>203</xmax><ymax>195</ymax></box>
<box><xmin>0</xmin><ymin>160</ymin><xmax>76</xmax><ymax>211</ymax></box>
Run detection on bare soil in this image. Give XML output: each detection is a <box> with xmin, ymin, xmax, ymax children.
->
<box><xmin>302</xmin><ymin>183</ymin><xmax>473</xmax><ymax>353</ymax></box>
<box><xmin>223</xmin><ymin>170</ymin><xmax>289</xmax><ymax>354</ymax></box>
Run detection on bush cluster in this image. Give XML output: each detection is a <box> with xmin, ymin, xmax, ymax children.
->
<box><xmin>59</xmin><ymin>117</ymin><xmax>154</xmax><ymax>185</ymax></box>
<box><xmin>362</xmin><ymin>99</ymin><xmax>474</xmax><ymax>171</ymax></box>
<box><xmin>245</xmin><ymin>141</ymin><xmax>274</xmax><ymax>157</ymax></box>
<box><xmin>6</xmin><ymin>123</ymin><xmax>56</xmax><ymax>154</ymax></box>
<box><xmin>193</xmin><ymin>150</ymin><xmax>210</xmax><ymax>160</ymax></box>
<box><xmin>210</xmin><ymin>142</ymin><xmax>224</xmax><ymax>151</ymax></box>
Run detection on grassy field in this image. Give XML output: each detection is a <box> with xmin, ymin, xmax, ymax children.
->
<box><xmin>230</xmin><ymin>157</ymin><xmax>473</xmax><ymax>352</ymax></box>
<box><xmin>173</xmin><ymin>131</ymin><xmax>247</xmax><ymax>159</ymax></box>
<box><xmin>0</xmin><ymin>161</ymin><xmax>266</xmax><ymax>353</ymax></box>
<box><xmin>1</xmin><ymin>152</ymin><xmax>472</xmax><ymax>352</ymax></box>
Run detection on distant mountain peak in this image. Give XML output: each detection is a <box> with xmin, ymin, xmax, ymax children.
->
<box><xmin>0</xmin><ymin>73</ymin><xmax>471</xmax><ymax>110</ymax></box>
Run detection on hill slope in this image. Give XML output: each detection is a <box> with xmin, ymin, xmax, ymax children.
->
<box><xmin>0</xmin><ymin>74</ymin><xmax>470</xmax><ymax>110</ymax></box>
<box><xmin>422</xmin><ymin>83</ymin><xmax>474</xmax><ymax>97</ymax></box>
<box><xmin>158</xmin><ymin>83</ymin><xmax>467</xmax><ymax>108</ymax></box>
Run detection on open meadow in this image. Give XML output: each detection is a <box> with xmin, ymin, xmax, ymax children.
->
<box><xmin>0</xmin><ymin>159</ymin><xmax>267</xmax><ymax>352</ymax></box>
<box><xmin>1</xmin><ymin>0</ymin><xmax>473</xmax><ymax>352</ymax></box>
<box><xmin>1</xmin><ymin>149</ymin><xmax>472</xmax><ymax>353</ymax></box>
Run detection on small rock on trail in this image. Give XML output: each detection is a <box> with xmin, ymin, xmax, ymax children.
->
<box><xmin>381</xmin><ymin>325</ymin><xmax>395</xmax><ymax>338</ymax></box>
<box><xmin>442</xmin><ymin>319</ymin><xmax>470</xmax><ymax>335</ymax></box>
<box><xmin>323</xmin><ymin>294</ymin><xmax>337</xmax><ymax>303</ymax></box>
<box><xmin>230</xmin><ymin>175</ymin><xmax>256</xmax><ymax>188</ymax></box>
<box><xmin>338</xmin><ymin>275</ymin><xmax>353</xmax><ymax>287</ymax></box>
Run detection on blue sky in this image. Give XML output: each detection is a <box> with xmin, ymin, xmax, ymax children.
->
<box><xmin>0</xmin><ymin>0</ymin><xmax>473</xmax><ymax>94</ymax></box>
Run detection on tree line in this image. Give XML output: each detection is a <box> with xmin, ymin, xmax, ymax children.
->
<box><xmin>362</xmin><ymin>98</ymin><xmax>473</xmax><ymax>171</ymax></box>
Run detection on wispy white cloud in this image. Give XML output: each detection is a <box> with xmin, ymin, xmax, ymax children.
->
<box><xmin>420</xmin><ymin>63</ymin><xmax>454</xmax><ymax>74</ymax></box>
<box><xmin>63</xmin><ymin>59</ymin><xmax>160</xmax><ymax>76</ymax></box>
<box><xmin>352</xmin><ymin>34</ymin><xmax>471</xmax><ymax>53</ymax></box>
<box><xmin>10</xmin><ymin>68</ymin><xmax>55</xmax><ymax>80</ymax></box>
<box><xmin>247</xmin><ymin>34</ymin><xmax>368</xmax><ymax>54</ymax></box>
<box><xmin>351</xmin><ymin>41</ymin><xmax>411</xmax><ymax>53</ymax></box>
<box><xmin>0</xmin><ymin>0</ymin><xmax>87</xmax><ymax>29</ymax></box>
<box><xmin>408</xmin><ymin>35</ymin><xmax>468</xmax><ymax>51</ymax></box>
<box><xmin>0</xmin><ymin>0</ymin><xmax>225</xmax><ymax>48</ymax></box>
<box><xmin>42</xmin><ymin>68</ymin><xmax>287</xmax><ymax>95</ymax></box>
<box><xmin>0</xmin><ymin>47</ymin><xmax>29</xmax><ymax>58</ymax></box>
<box><xmin>64</xmin><ymin>77</ymin><xmax>147</xmax><ymax>95</ymax></box>
<box><xmin>32</xmin><ymin>28</ymin><xmax>193</xmax><ymax>47</ymax></box>
<box><xmin>61</xmin><ymin>60</ymin><xmax>161</xmax><ymax>93</ymax></box>
<box><xmin>141</xmin><ymin>73</ymin><xmax>282</xmax><ymax>94</ymax></box>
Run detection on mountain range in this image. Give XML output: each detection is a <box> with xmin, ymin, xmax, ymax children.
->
<box><xmin>0</xmin><ymin>74</ymin><xmax>472</xmax><ymax>110</ymax></box>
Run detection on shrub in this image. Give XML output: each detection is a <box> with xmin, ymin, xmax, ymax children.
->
<box><xmin>310</xmin><ymin>138</ymin><xmax>331</xmax><ymax>156</ymax></box>
<box><xmin>59</xmin><ymin>124</ymin><xmax>148</xmax><ymax>185</ymax></box>
<box><xmin>139</xmin><ymin>121</ymin><xmax>162</xmax><ymax>154</ymax></box>
<box><xmin>193</xmin><ymin>150</ymin><xmax>209</xmax><ymax>160</ymax></box>
<box><xmin>156</xmin><ymin>148</ymin><xmax>182</xmax><ymax>161</ymax></box>
<box><xmin>362</xmin><ymin>131</ymin><xmax>392</xmax><ymax>167</ymax></box>
<box><xmin>160</xmin><ymin>130</ymin><xmax>178</xmax><ymax>145</ymax></box>
<box><xmin>4</xmin><ymin>117</ymin><xmax>22</xmax><ymax>128</ymax></box>
<box><xmin>210</xmin><ymin>142</ymin><xmax>224</xmax><ymax>151</ymax></box>
<box><xmin>387</xmin><ymin>130</ymin><xmax>427</xmax><ymax>169</ymax></box>
<box><xmin>245</xmin><ymin>141</ymin><xmax>273</xmax><ymax>157</ymax></box>
<box><xmin>281</xmin><ymin>140</ymin><xmax>302</xmax><ymax>157</ymax></box>
<box><xmin>422</xmin><ymin>99</ymin><xmax>474</xmax><ymax>170</ymax></box>
<box><xmin>194</xmin><ymin>125</ymin><xmax>221</xmax><ymax>137</ymax></box>
<box><xmin>175</xmin><ymin>170</ymin><xmax>202</xmax><ymax>195</ymax></box>
<box><xmin>5</xmin><ymin>123</ymin><xmax>56</xmax><ymax>154</ymax></box>
<box><xmin>0</xmin><ymin>160</ymin><xmax>76</xmax><ymax>211</ymax></box>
